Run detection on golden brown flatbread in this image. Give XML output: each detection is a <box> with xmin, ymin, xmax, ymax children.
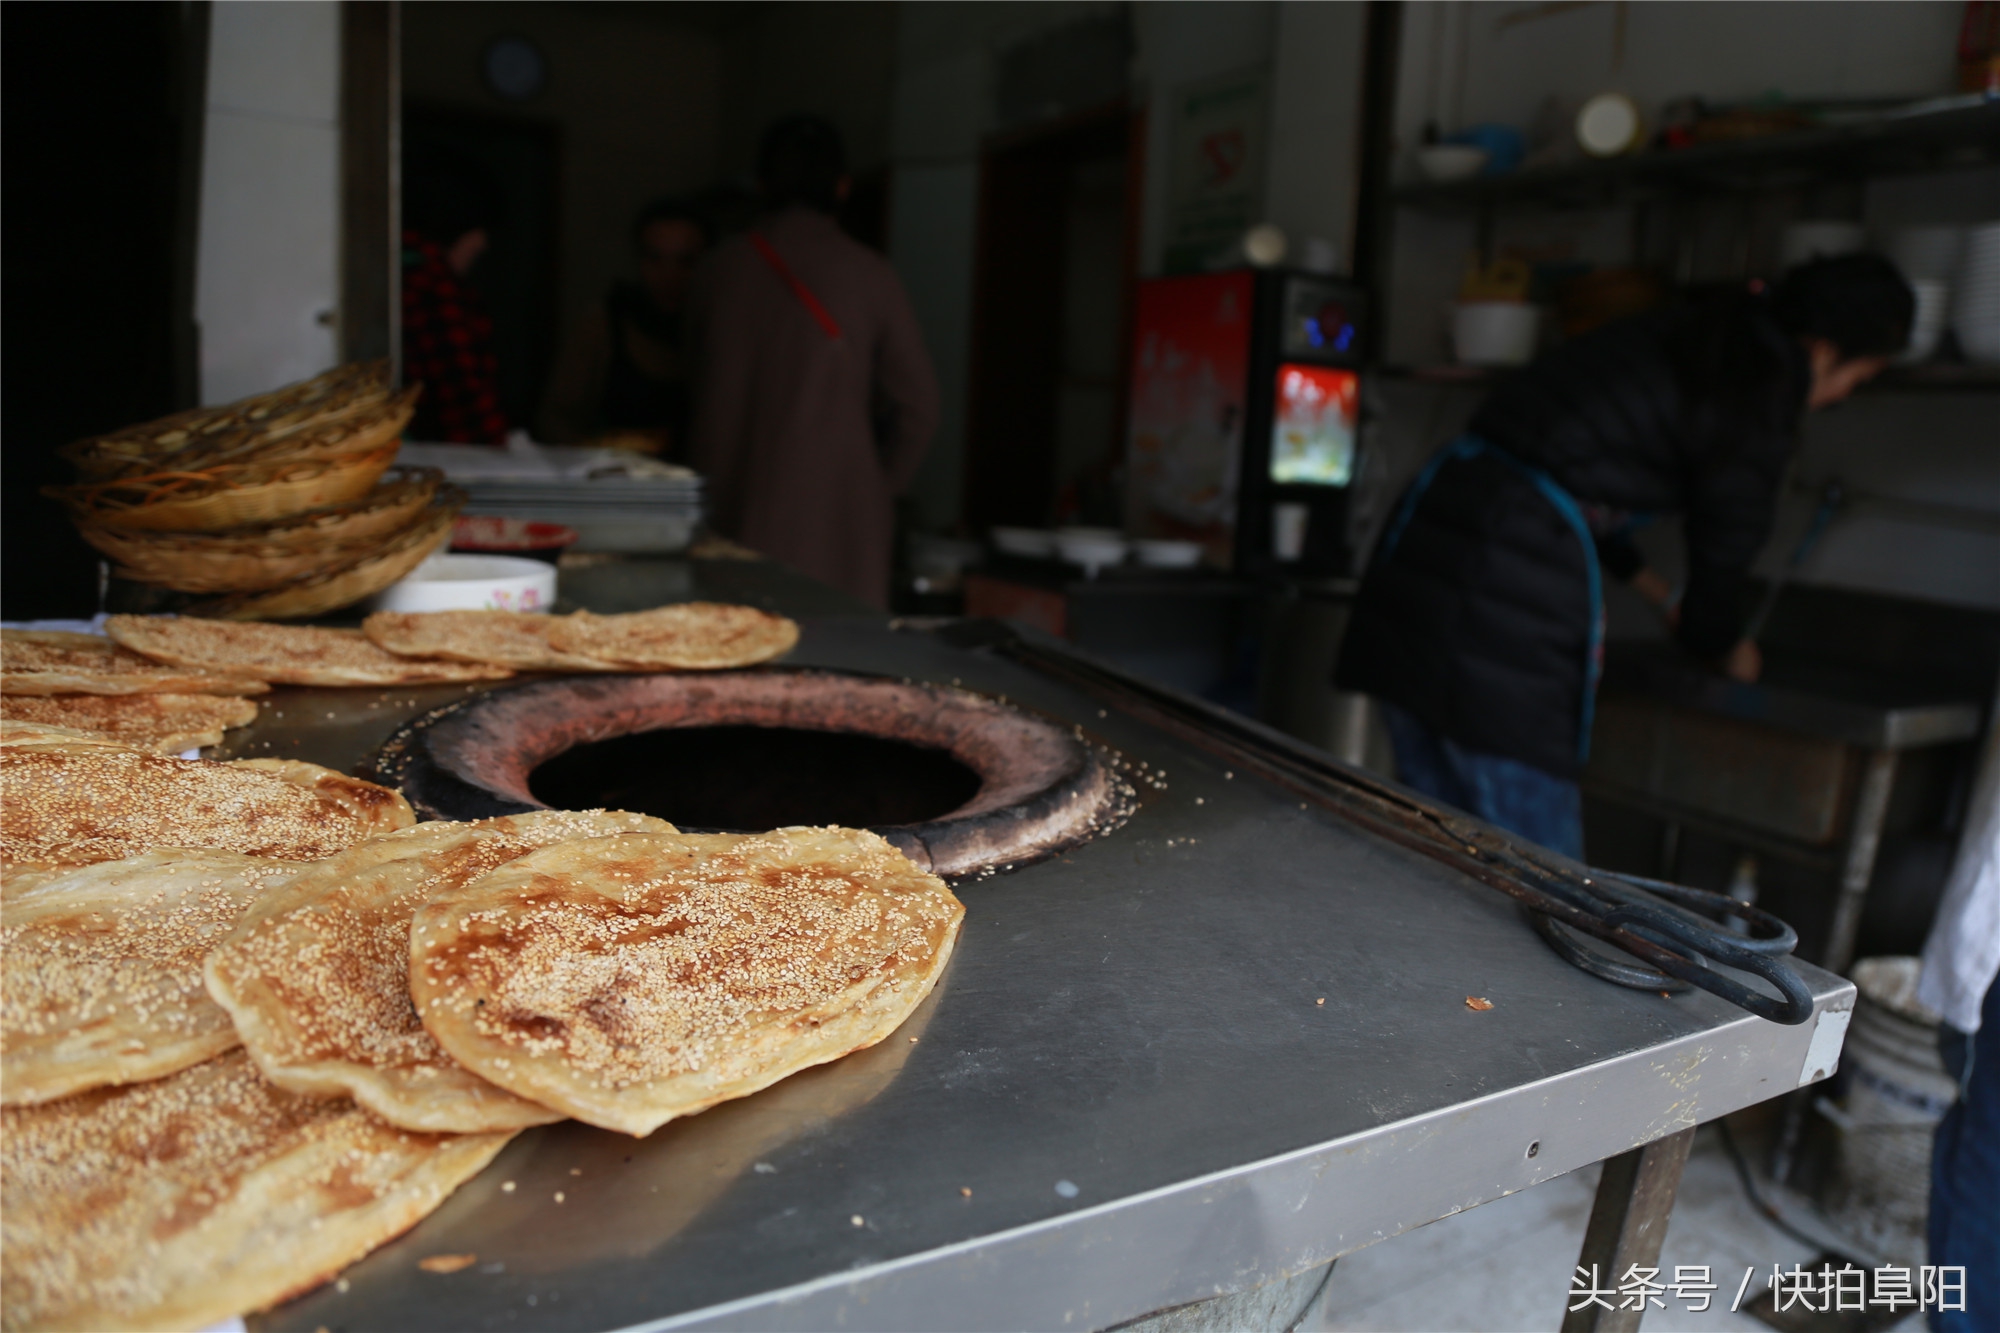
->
<box><xmin>0</xmin><ymin>720</ymin><xmax>133</xmax><ymax>754</ymax></box>
<box><xmin>0</xmin><ymin>1051</ymin><xmax>513</xmax><ymax>1333</ymax></box>
<box><xmin>0</xmin><ymin>746</ymin><xmax>413</xmax><ymax>868</ymax></box>
<box><xmin>0</xmin><ymin>628</ymin><xmax>269</xmax><ymax>697</ymax></box>
<box><xmin>362</xmin><ymin>609</ymin><xmax>618</xmax><ymax>672</ymax></box>
<box><xmin>1</xmin><ymin>850</ymin><xmax>305</xmax><ymax>1105</ymax></box>
<box><xmin>206</xmin><ymin>811</ymin><xmax>674</xmax><ymax>1133</ymax></box>
<box><xmin>409</xmin><ymin>827</ymin><xmax>963</xmax><ymax>1136</ymax></box>
<box><xmin>0</xmin><ymin>691</ymin><xmax>258</xmax><ymax>753</ymax></box>
<box><xmin>543</xmin><ymin>603</ymin><xmax>800</xmax><ymax>670</ymax></box>
<box><xmin>102</xmin><ymin>616</ymin><xmax>514</xmax><ymax>687</ymax></box>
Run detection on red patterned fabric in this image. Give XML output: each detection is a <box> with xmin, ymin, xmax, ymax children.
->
<box><xmin>401</xmin><ymin>231</ymin><xmax>509</xmax><ymax>444</ymax></box>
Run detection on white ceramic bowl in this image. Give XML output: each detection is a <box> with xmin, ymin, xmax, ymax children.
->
<box><xmin>1575</xmin><ymin>93</ymin><xmax>1642</xmax><ymax>158</ymax></box>
<box><xmin>992</xmin><ymin>526</ymin><xmax>1056</xmax><ymax>558</ymax></box>
<box><xmin>1898</xmin><ymin>280</ymin><xmax>1951</xmax><ymax>363</ymax></box>
<box><xmin>1954</xmin><ymin>225</ymin><xmax>2000</xmax><ymax>362</ymax></box>
<box><xmin>1417</xmin><ymin>145</ymin><xmax>1489</xmax><ymax>183</ymax></box>
<box><xmin>1055</xmin><ymin>531</ymin><xmax>1128</xmax><ymax>576</ymax></box>
<box><xmin>1451</xmin><ymin>301</ymin><xmax>1540</xmax><ymax>367</ymax></box>
<box><xmin>371</xmin><ymin>553</ymin><xmax>557</xmax><ymax>613</ymax></box>
<box><xmin>1132</xmin><ymin>538</ymin><xmax>1203</xmax><ymax>569</ymax></box>
<box><xmin>909</xmin><ymin>534</ymin><xmax>983</xmax><ymax>577</ymax></box>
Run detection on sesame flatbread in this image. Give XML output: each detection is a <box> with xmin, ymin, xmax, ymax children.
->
<box><xmin>543</xmin><ymin>603</ymin><xmax>800</xmax><ymax>670</ymax></box>
<box><xmin>206</xmin><ymin>810</ymin><xmax>674</xmax><ymax>1133</ymax></box>
<box><xmin>1</xmin><ymin>850</ymin><xmax>306</xmax><ymax>1105</ymax></box>
<box><xmin>0</xmin><ymin>1050</ymin><xmax>513</xmax><ymax>1333</ymax></box>
<box><xmin>0</xmin><ymin>720</ymin><xmax>133</xmax><ymax>754</ymax></box>
<box><xmin>0</xmin><ymin>747</ymin><xmax>413</xmax><ymax>869</ymax></box>
<box><xmin>103</xmin><ymin>616</ymin><xmax>514</xmax><ymax>687</ymax></box>
<box><xmin>363</xmin><ymin>609</ymin><xmax>617</xmax><ymax>672</ymax></box>
<box><xmin>409</xmin><ymin>827</ymin><xmax>964</xmax><ymax>1137</ymax></box>
<box><xmin>0</xmin><ymin>628</ymin><xmax>268</xmax><ymax>697</ymax></box>
<box><xmin>1</xmin><ymin>692</ymin><xmax>258</xmax><ymax>753</ymax></box>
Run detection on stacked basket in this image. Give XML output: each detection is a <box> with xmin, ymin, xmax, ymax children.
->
<box><xmin>46</xmin><ymin>363</ymin><xmax>462</xmax><ymax>620</ymax></box>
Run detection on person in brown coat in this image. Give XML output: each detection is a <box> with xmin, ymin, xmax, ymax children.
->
<box><xmin>687</xmin><ymin>115</ymin><xmax>940</xmax><ymax>609</ymax></box>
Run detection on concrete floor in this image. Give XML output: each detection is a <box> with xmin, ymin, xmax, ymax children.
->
<box><xmin>1294</xmin><ymin>1124</ymin><xmax>1922</xmax><ymax>1333</ymax></box>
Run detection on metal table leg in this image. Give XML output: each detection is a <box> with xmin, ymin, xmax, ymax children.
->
<box><xmin>1770</xmin><ymin>746</ymin><xmax>1899</xmax><ymax>1183</ymax></box>
<box><xmin>1821</xmin><ymin>747</ymin><xmax>1899</xmax><ymax>976</ymax></box>
<box><xmin>1560</xmin><ymin>1128</ymin><xmax>1696</xmax><ymax>1333</ymax></box>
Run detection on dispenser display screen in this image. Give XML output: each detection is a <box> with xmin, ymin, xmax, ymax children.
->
<box><xmin>1269</xmin><ymin>363</ymin><xmax>1357</xmax><ymax>486</ymax></box>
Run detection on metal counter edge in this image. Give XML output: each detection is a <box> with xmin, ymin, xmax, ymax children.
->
<box><xmin>628</xmin><ymin>981</ymin><xmax>1855</xmax><ymax>1333</ymax></box>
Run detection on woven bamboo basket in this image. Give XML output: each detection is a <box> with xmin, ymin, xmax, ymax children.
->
<box><xmin>61</xmin><ymin>361</ymin><xmax>395</xmax><ymax>478</ymax></box>
<box><xmin>192</xmin><ymin>491</ymin><xmax>463</xmax><ymax>621</ymax></box>
<box><xmin>47</xmin><ymin>445</ymin><xmax>400</xmax><ymax>533</ymax></box>
<box><xmin>75</xmin><ymin>468</ymin><xmax>446</xmax><ymax>593</ymax></box>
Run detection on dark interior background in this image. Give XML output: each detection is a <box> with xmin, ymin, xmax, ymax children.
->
<box><xmin>2</xmin><ymin>2</ymin><xmax>199</xmax><ymax>619</ymax></box>
<box><xmin>404</xmin><ymin>106</ymin><xmax>563</xmax><ymax>434</ymax></box>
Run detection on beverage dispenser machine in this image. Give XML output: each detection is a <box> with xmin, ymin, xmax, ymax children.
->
<box><xmin>1124</xmin><ymin>269</ymin><xmax>1366</xmax><ymax>578</ymax></box>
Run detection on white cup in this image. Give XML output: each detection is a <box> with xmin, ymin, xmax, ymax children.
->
<box><xmin>1273</xmin><ymin>503</ymin><xmax>1311</xmax><ymax>561</ymax></box>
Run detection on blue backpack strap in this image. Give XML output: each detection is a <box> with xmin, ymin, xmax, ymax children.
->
<box><xmin>1480</xmin><ymin>453</ymin><xmax>1605</xmax><ymax>765</ymax></box>
<box><xmin>1373</xmin><ymin>433</ymin><xmax>1605</xmax><ymax>765</ymax></box>
<box><xmin>1376</xmin><ymin>434</ymin><xmax>1486</xmax><ymax>564</ymax></box>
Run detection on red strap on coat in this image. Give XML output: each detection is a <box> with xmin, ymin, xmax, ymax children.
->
<box><xmin>750</xmin><ymin>232</ymin><xmax>844</xmax><ymax>342</ymax></box>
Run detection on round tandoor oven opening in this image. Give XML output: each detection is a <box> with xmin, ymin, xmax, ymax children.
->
<box><xmin>368</xmin><ymin>670</ymin><xmax>1130</xmax><ymax>876</ymax></box>
<box><xmin>527</xmin><ymin>726</ymin><xmax>984</xmax><ymax>831</ymax></box>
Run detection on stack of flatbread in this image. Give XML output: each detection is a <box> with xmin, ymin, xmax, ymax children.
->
<box><xmin>362</xmin><ymin>603</ymin><xmax>800</xmax><ymax>673</ymax></box>
<box><xmin>2</xmin><ymin>715</ymin><xmax>961</xmax><ymax>1329</ymax></box>
<box><xmin>0</xmin><ymin>628</ymin><xmax>269</xmax><ymax>755</ymax></box>
<box><xmin>101</xmin><ymin>616</ymin><xmax>516</xmax><ymax>688</ymax></box>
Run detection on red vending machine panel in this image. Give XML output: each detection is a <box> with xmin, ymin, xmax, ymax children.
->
<box><xmin>1123</xmin><ymin>271</ymin><xmax>1255</xmax><ymax>567</ymax></box>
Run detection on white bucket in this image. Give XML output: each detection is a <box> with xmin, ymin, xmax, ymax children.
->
<box><xmin>1822</xmin><ymin>956</ymin><xmax>1955</xmax><ymax>1262</ymax></box>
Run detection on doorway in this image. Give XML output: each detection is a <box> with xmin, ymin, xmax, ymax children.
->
<box><xmin>963</xmin><ymin>105</ymin><xmax>1142</xmax><ymax>535</ymax></box>
<box><xmin>402</xmin><ymin>107</ymin><xmax>561</xmax><ymax>434</ymax></box>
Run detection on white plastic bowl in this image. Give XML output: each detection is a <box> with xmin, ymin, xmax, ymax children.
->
<box><xmin>370</xmin><ymin>553</ymin><xmax>557</xmax><ymax>613</ymax></box>
<box><xmin>992</xmin><ymin>526</ymin><xmax>1056</xmax><ymax>558</ymax></box>
<box><xmin>1132</xmin><ymin>538</ymin><xmax>1203</xmax><ymax>569</ymax></box>
<box><xmin>1417</xmin><ymin>145</ymin><xmax>1489</xmax><ymax>182</ymax></box>
<box><xmin>1451</xmin><ymin>301</ymin><xmax>1540</xmax><ymax>367</ymax></box>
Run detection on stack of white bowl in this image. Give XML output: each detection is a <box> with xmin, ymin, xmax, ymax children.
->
<box><xmin>1885</xmin><ymin>226</ymin><xmax>1961</xmax><ymax>364</ymax></box>
<box><xmin>1954</xmin><ymin>222</ymin><xmax>2000</xmax><ymax>365</ymax></box>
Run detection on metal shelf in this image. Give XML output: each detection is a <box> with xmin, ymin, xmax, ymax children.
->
<box><xmin>1375</xmin><ymin>362</ymin><xmax>2000</xmax><ymax>394</ymax></box>
<box><xmin>1392</xmin><ymin>101</ymin><xmax>2000</xmax><ymax>212</ymax></box>
<box><xmin>1867</xmin><ymin>362</ymin><xmax>2000</xmax><ymax>392</ymax></box>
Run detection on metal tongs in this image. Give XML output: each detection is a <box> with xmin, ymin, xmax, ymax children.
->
<box><xmin>924</xmin><ymin>617</ymin><xmax>1819</xmax><ymax>1027</ymax></box>
<box><xmin>1415</xmin><ymin>807</ymin><xmax>1816</xmax><ymax>1025</ymax></box>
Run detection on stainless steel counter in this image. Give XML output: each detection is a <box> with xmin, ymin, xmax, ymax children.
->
<box><xmin>1603</xmin><ymin>643</ymin><xmax>1983</xmax><ymax>751</ymax></box>
<box><xmin>235</xmin><ymin>560</ymin><xmax>1853</xmax><ymax>1333</ymax></box>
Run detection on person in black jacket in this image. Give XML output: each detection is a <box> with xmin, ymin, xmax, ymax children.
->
<box><xmin>1336</xmin><ymin>255</ymin><xmax>1913</xmax><ymax>858</ymax></box>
